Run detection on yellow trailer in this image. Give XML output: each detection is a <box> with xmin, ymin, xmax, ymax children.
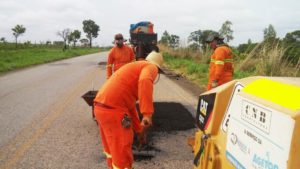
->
<box><xmin>193</xmin><ymin>77</ymin><xmax>300</xmax><ymax>169</ymax></box>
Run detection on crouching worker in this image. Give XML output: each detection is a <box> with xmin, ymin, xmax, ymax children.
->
<box><xmin>94</xmin><ymin>51</ymin><xmax>163</xmax><ymax>169</ymax></box>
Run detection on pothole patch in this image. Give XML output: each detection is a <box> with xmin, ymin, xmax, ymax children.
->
<box><xmin>133</xmin><ymin>102</ymin><xmax>195</xmax><ymax>161</ymax></box>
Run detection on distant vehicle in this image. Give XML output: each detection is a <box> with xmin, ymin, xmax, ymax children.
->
<box><xmin>129</xmin><ymin>21</ymin><xmax>159</xmax><ymax>60</ymax></box>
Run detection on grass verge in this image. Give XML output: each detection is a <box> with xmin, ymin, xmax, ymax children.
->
<box><xmin>163</xmin><ymin>52</ymin><xmax>209</xmax><ymax>89</ymax></box>
<box><xmin>0</xmin><ymin>46</ymin><xmax>107</xmax><ymax>73</ymax></box>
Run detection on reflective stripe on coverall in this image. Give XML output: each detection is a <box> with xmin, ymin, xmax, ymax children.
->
<box><xmin>106</xmin><ymin>45</ymin><xmax>135</xmax><ymax>79</ymax></box>
<box><xmin>207</xmin><ymin>45</ymin><xmax>233</xmax><ymax>90</ymax></box>
<box><xmin>94</xmin><ymin>61</ymin><xmax>158</xmax><ymax>169</ymax></box>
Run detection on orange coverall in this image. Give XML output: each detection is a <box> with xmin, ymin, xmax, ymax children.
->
<box><xmin>207</xmin><ymin>45</ymin><xmax>234</xmax><ymax>90</ymax></box>
<box><xmin>106</xmin><ymin>45</ymin><xmax>135</xmax><ymax>79</ymax></box>
<box><xmin>94</xmin><ymin>61</ymin><xmax>158</xmax><ymax>169</ymax></box>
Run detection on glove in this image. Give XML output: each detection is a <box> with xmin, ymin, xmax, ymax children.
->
<box><xmin>212</xmin><ymin>80</ymin><xmax>218</xmax><ymax>88</ymax></box>
<box><xmin>141</xmin><ymin>115</ymin><xmax>152</xmax><ymax>128</ymax></box>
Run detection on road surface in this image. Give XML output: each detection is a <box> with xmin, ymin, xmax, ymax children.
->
<box><xmin>0</xmin><ymin>52</ymin><xmax>199</xmax><ymax>169</ymax></box>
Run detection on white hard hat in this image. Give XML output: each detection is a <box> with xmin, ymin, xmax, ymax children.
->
<box><xmin>145</xmin><ymin>51</ymin><xmax>164</xmax><ymax>69</ymax></box>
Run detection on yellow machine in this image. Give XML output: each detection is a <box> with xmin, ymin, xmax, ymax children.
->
<box><xmin>193</xmin><ymin>77</ymin><xmax>300</xmax><ymax>169</ymax></box>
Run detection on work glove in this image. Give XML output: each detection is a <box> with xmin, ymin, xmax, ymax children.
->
<box><xmin>141</xmin><ymin>115</ymin><xmax>152</xmax><ymax>128</ymax></box>
<box><xmin>212</xmin><ymin>80</ymin><xmax>218</xmax><ymax>88</ymax></box>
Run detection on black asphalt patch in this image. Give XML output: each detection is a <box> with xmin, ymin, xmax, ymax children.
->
<box><xmin>134</xmin><ymin>102</ymin><xmax>195</xmax><ymax>161</ymax></box>
<box><xmin>151</xmin><ymin>102</ymin><xmax>195</xmax><ymax>132</ymax></box>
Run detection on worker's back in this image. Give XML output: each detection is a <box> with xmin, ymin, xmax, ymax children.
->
<box><xmin>95</xmin><ymin>61</ymin><xmax>158</xmax><ymax>111</ymax></box>
<box><xmin>208</xmin><ymin>45</ymin><xmax>233</xmax><ymax>82</ymax></box>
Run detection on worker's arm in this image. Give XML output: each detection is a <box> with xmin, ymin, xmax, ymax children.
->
<box><xmin>106</xmin><ymin>49</ymin><xmax>114</xmax><ymax>79</ymax></box>
<box><xmin>214</xmin><ymin>48</ymin><xmax>226</xmax><ymax>86</ymax></box>
<box><xmin>129</xmin><ymin>106</ymin><xmax>143</xmax><ymax>133</ymax></box>
<box><xmin>138</xmin><ymin>65</ymin><xmax>158</xmax><ymax>127</ymax></box>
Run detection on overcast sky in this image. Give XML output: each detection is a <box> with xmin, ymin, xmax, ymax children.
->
<box><xmin>0</xmin><ymin>0</ymin><xmax>299</xmax><ymax>46</ymax></box>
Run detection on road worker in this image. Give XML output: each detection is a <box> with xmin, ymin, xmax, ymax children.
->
<box><xmin>106</xmin><ymin>33</ymin><xmax>135</xmax><ymax>79</ymax></box>
<box><xmin>206</xmin><ymin>33</ymin><xmax>234</xmax><ymax>90</ymax></box>
<box><xmin>94</xmin><ymin>51</ymin><xmax>163</xmax><ymax>169</ymax></box>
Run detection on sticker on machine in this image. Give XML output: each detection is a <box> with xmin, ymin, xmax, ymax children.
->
<box><xmin>225</xmin><ymin>95</ymin><xmax>295</xmax><ymax>169</ymax></box>
<box><xmin>221</xmin><ymin>82</ymin><xmax>244</xmax><ymax>133</ymax></box>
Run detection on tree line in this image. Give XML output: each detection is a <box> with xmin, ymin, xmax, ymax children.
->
<box><xmin>0</xmin><ymin>19</ymin><xmax>100</xmax><ymax>50</ymax></box>
<box><xmin>159</xmin><ymin>20</ymin><xmax>233</xmax><ymax>50</ymax></box>
<box><xmin>159</xmin><ymin>21</ymin><xmax>300</xmax><ymax>64</ymax></box>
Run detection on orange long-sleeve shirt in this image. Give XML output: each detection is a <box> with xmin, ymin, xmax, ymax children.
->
<box><xmin>95</xmin><ymin>61</ymin><xmax>158</xmax><ymax>132</ymax></box>
<box><xmin>207</xmin><ymin>45</ymin><xmax>234</xmax><ymax>90</ymax></box>
<box><xmin>106</xmin><ymin>45</ymin><xmax>135</xmax><ymax>79</ymax></box>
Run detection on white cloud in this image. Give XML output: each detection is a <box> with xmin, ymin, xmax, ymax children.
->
<box><xmin>0</xmin><ymin>0</ymin><xmax>299</xmax><ymax>46</ymax></box>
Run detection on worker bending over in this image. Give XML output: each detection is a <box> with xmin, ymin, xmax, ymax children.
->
<box><xmin>106</xmin><ymin>33</ymin><xmax>135</xmax><ymax>79</ymax></box>
<box><xmin>94</xmin><ymin>51</ymin><xmax>163</xmax><ymax>169</ymax></box>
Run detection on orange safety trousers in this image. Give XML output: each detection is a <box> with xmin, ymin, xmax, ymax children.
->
<box><xmin>94</xmin><ymin>105</ymin><xmax>133</xmax><ymax>169</ymax></box>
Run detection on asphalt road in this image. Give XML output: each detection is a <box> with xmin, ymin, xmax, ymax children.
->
<box><xmin>0</xmin><ymin>52</ymin><xmax>199</xmax><ymax>169</ymax></box>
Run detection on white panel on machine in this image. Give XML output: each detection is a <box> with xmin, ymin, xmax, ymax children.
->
<box><xmin>225</xmin><ymin>94</ymin><xmax>294</xmax><ymax>169</ymax></box>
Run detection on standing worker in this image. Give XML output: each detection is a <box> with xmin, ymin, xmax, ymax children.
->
<box><xmin>94</xmin><ymin>51</ymin><xmax>163</xmax><ymax>169</ymax></box>
<box><xmin>106</xmin><ymin>33</ymin><xmax>135</xmax><ymax>79</ymax></box>
<box><xmin>206</xmin><ymin>33</ymin><xmax>234</xmax><ymax>90</ymax></box>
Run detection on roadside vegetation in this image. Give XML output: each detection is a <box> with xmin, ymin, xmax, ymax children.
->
<box><xmin>0</xmin><ymin>43</ymin><xmax>109</xmax><ymax>73</ymax></box>
<box><xmin>159</xmin><ymin>22</ymin><xmax>300</xmax><ymax>89</ymax></box>
<box><xmin>0</xmin><ymin>19</ymin><xmax>108</xmax><ymax>73</ymax></box>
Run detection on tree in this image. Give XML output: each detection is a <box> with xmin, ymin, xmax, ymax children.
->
<box><xmin>188</xmin><ymin>29</ymin><xmax>217</xmax><ymax>50</ymax></box>
<box><xmin>283</xmin><ymin>30</ymin><xmax>300</xmax><ymax>44</ymax></box>
<box><xmin>159</xmin><ymin>31</ymin><xmax>179</xmax><ymax>48</ymax></box>
<box><xmin>247</xmin><ymin>39</ymin><xmax>252</xmax><ymax>44</ymax></box>
<box><xmin>188</xmin><ymin>43</ymin><xmax>200</xmax><ymax>51</ymax></box>
<box><xmin>80</xmin><ymin>38</ymin><xmax>89</xmax><ymax>47</ymax></box>
<box><xmin>263</xmin><ymin>24</ymin><xmax>277</xmax><ymax>41</ymax></box>
<box><xmin>159</xmin><ymin>30</ymin><xmax>171</xmax><ymax>45</ymax></box>
<box><xmin>68</xmin><ymin>30</ymin><xmax>81</xmax><ymax>47</ymax></box>
<box><xmin>283</xmin><ymin>30</ymin><xmax>300</xmax><ymax>64</ymax></box>
<box><xmin>188</xmin><ymin>30</ymin><xmax>202</xmax><ymax>49</ymax></box>
<box><xmin>169</xmin><ymin>35</ymin><xmax>180</xmax><ymax>48</ymax></box>
<box><xmin>0</xmin><ymin>37</ymin><xmax>6</xmax><ymax>43</ymax></box>
<box><xmin>219</xmin><ymin>20</ymin><xmax>234</xmax><ymax>43</ymax></box>
<box><xmin>12</xmin><ymin>25</ymin><xmax>26</xmax><ymax>48</ymax></box>
<box><xmin>82</xmin><ymin>19</ymin><xmax>100</xmax><ymax>48</ymax></box>
<box><xmin>57</xmin><ymin>28</ymin><xmax>71</xmax><ymax>50</ymax></box>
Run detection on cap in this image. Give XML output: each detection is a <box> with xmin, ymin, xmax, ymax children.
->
<box><xmin>114</xmin><ymin>33</ymin><xmax>124</xmax><ymax>40</ymax></box>
<box><xmin>206</xmin><ymin>33</ymin><xmax>224</xmax><ymax>43</ymax></box>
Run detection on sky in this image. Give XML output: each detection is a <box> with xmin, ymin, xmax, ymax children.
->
<box><xmin>0</xmin><ymin>0</ymin><xmax>299</xmax><ymax>47</ymax></box>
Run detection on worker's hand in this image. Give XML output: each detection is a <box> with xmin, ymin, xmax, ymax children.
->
<box><xmin>212</xmin><ymin>80</ymin><xmax>218</xmax><ymax>88</ymax></box>
<box><xmin>141</xmin><ymin>115</ymin><xmax>152</xmax><ymax>128</ymax></box>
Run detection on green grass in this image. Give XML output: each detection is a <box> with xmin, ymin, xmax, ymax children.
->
<box><xmin>162</xmin><ymin>41</ymin><xmax>300</xmax><ymax>91</ymax></box>
<box><xmin>0</xmin><ymin>44</ymin><xmax>107</xmax><ymax>73</ymax></box>
<box><xmin>163</xmin><ymin>51</ymin><xmax>255</xmax><ymax>89</ymax></box>
<box><xmin>163</xmin><ymin>52</ymin><xmax>209</xmax><ymax>89</ymax></box>
<box><xmin>233</xmin><ymin>70</ymin><xmax>253</xmax><ymax>79</ymax></box>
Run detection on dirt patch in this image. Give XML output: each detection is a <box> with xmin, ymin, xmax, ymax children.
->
<box><xmin>98</xmin><ymin>62</ymin><xmax>107</xmax><ymax>70</ymax></box>
<box><xmin>161</xmin><ymin>67</ymin><xmax>204</xmax><ymax>97</ymax></box>
<box><xmin>98</xmin><ymin>61</ymin><xmax>107</xmax><ymax>65</ymax></box>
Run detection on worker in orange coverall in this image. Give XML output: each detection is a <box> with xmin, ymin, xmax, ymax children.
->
<box><xmin>106</xmin><ymin>33</ymin><xmax>135</xmax><ymax>79</ymax></box>
<box><xmin>94</xmin><ymin>51</ymin><xmax>163</xmax><ymax>169</ymax></box>
<box><xmin>206</xmin><ymin>33</ymin><xmax>234</xmax><ymax>90</ymax></box>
